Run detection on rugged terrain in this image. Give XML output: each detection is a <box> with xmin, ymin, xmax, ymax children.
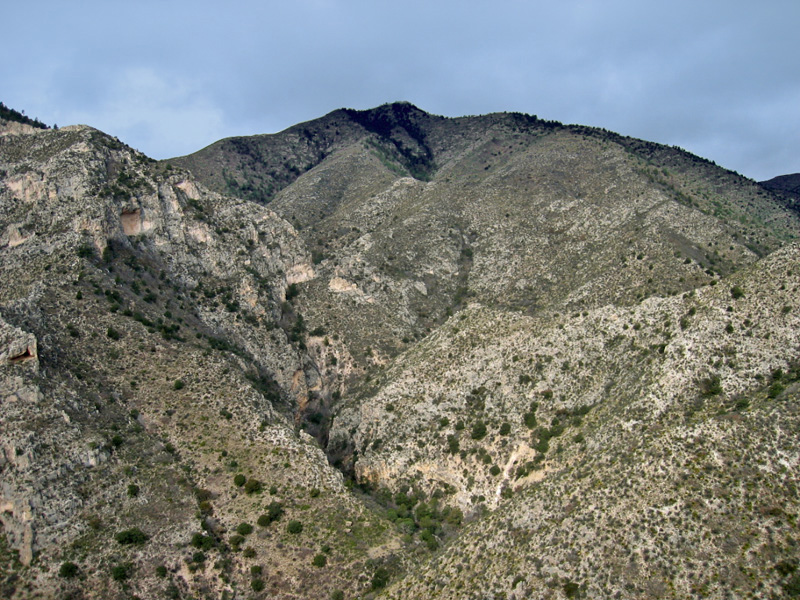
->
<box><xmin>761</xmin><ymin>173</ymin><xmax>800</xmax><ymax>207</ymax></box>
<box><xmin>2</xmin><ymin>103</ymin><xmax>800</xmax><ymax>599</ymax></box>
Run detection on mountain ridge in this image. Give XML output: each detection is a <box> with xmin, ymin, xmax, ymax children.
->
<box><xmin>2</xmin><ymin>104</ymin><xmax>800</xmax><ymax>599</ymax></box>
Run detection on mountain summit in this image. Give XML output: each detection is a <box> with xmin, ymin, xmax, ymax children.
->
<box><xmin>1</xmin><ymin>104</ymin><xmax>799</xmax><ymax>599</ymax></box>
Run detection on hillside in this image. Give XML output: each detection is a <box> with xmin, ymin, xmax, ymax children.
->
<box><xmin>0</xmin><ymin>118</ymin><xmax>401</xmax><ymax>600</ymax></box>
<box><xmin>173</xmin><ymin>102</ymin><xmax>799</xmax><ymax>438</ymax></box>
<box><xmin>2</xmin><ymin>104</ymin><xmax>800</xmax><ymax>599</ymax></box>
<box><xmin>761</xmin><ymin>173</ymin><xmax>800</xmax><ymax>209</ymax></box>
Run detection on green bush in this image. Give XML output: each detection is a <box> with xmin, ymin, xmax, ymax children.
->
<box><xmin>371</xmin><ymin>566</ymin><xmax>390</xmax><ymax>590</ymax></box>
<box><xmin>111</xmin><ymin>563</ymin><xmax>130</xmax><ymax>581</ymax></box>
<box><xmin>499</xmin><ymin>422</ymin><xmax>511</xmax><ymax>435</ymax></box>
<box><xmin>250</xmin><ymin>565</ymin><xmax>263</xmax><ymax>576</ymax></box>
<box><xmin>251</xmin><ymin>579</ymin><xmax>265</xmax><ymax>592</ymax></box>
<box><xmin>258</xmin><ymin>501</ymin><xmax>284</xmax><ymax>526</ymax></box>
<box><xmin>287</xmin><ymin>520</ymin><xmax>303</xmax><ymax>534</ymax></box>
<box><xmin>470</xmin><ymin>420</ymin><xmax>487</xmax><ymax>440</ymax></box>
<box><xmin>106</xmin><ymin>327</ymin><xmax>121</xmax><ymax>340</ymax></box>
<box><xmin>563</xmin><ymin>581</ymin><xmax>580</xmax><ymax>598</ymax></box>
<box><xmin>59</xmin><ymin>561</ymin><xmax>79</xmax><ymax>578</ymax></box>
<box><xmin>236</xmin><ymin>522</ymin><xmax>254</xmax><ymax>535</ymax></box>
<box><xmin>233</xmin><ymin>474</ymin><xmax>246</xmax><ymax>487</ymax></box>
<box><xmin>701</xmin><ymin>374</ymin><xmax>723</xmax><ymax>397</ymax></box>
<box><xmin>77</xmin><ymin>243</ymin><xmax>95</xmax><ymax>258</ymax></box>
<box><xmin>331</xmin><ymin>590</ymin><xmax>344</xmax><ymax>600</ymax></box>
<box><xmin>244</xmin><ymin>478</ymin><xmax>262</xmax><ymax>494</ymax></box>
<box><xmin>731</xmin><ymin>285</ymin><xmax>745</xmax><ymax>299</ymax></box>
<box><xmin>173</xmin><ymin>379</ymin><xmax>185</xmax><ymax>390</ymax></box>
<box><xmin>446</xmin><ymin>434</ymin><xmax>459</xmax><ymax>454</ymax></box>
<box><xmin>191</xmin><ymin>532</ymin><xmax>214</xmax><ymax>550</ymax></box>
<box><xmin>155</xmin><ymin>565</ymin><xmax>168</xmax><ymax>578</ymax></box>
<box><xmin>312</xmin><ymin>553</ymin><xmax>327</xmax><ymax>567</ymax></box>
<box><xmin>769</xmin><ymin>382</ymin><xmax>786</xmax><ymax>399</ymax></box>
<box><xmin>490</xmin><ymin>465</ymin><xmax>501</xmax><ymax>476</ymax></box>
<box><xmin>127</xmin><ymin>484</ymin><xmax>140</xmax><ymax>497</ymax></box>
<box><xmin>115</xmin><ymin>527</ymin><xmax>148</xmax><ymax>545</ymax></box>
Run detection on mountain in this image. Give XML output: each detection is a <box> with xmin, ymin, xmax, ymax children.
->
<box><xmin>761</xmin><ymin>173</ymin><xmax>800</xmax><ymax>209</ymax></box>
<box><xmin>2</xmin><ymin>103</ymin><xmax>800</xmax><ymax>599</ymax></box>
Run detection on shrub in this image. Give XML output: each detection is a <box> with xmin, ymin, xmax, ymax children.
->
<box><xmin>173</xmin><ymin>379</ymin><xmax>185</xmax><ymax>390</ymax></box>
<box><xmin>155</xmin><ymin>565</ymin><xmax>168</xmax><ymax>578</ymax></box>
<box><xmin>768</xmin><ymin>382</ymin><xmax>785</xmax><ymax>399</ymax></box>
<box><xmin>242</xmin><ymin>546</ymin><xmax>256</xmax><ymax>558</ymax></box>
<box><xmin>251</xmin><ymin>579</ymin><xmax>265</xmax><ymax>592</ymax></box>
<box><xmin>115</xmin><ymin>527</ymin><xmax>148</xmax><ymax>545</ymax></box>
<box><xmin>244</xmin><ymin>478</ymin><xmax>262</xmax><ymax>494</ymax></box>
<box><xmin>233</xmin><ymin>474</ymin><xmax>246</xmax><ymax>487</ymax></box>
<box><xmin>563</xmin><ymin>581</ymin><xmax>580</xmax><ymax>598</ymax></box>
<box><xmin>127</xmin><ymin>484</ymin><xmax>140</xmax><ymax>497</ymax></box>
<box><xmin>59</xmin><ymin>561</ymin><xmax>79</xmax><ymax>578</ymax></box>
<box><xmin>77</xmin><ymin>243</ymin><xmax>95</xmax><ymax>258</ymax></box>
<box><xmin>731</xmin><ymin>285</ymin><xmax>745</xmax><ymax>299</ymax></box>
<box><xmin>470</xmin><ymin>420</ymin><xmax>487</xmax><ymax>440</ymax></box>
<box><xmin>250</xmin><ymin>565</ymin><xmax>263</xmax><ymax>576</ymax></box>
<box><xmin>446</xmin><ymin>434</ymin><xmax>459</xmax><ymax>454</ymax></box>
<box><xmin>312</xmin><ymin>553</ymin><xmax>327</xmax><ymax>567</ymax></box>
<box><xmin>268</xmin><ymin>501</ymin><xmax>284</xmax><ymax>521</ymax></box>
<box><xmin>237</xmin><ymin>522</ymin><xmax>254</xmax><ymax>536</ymax></box>
<box><xmin>701</xmin><ymin>374</ymin><xmax>723</xmax><ymax>397</ymax></box>
<box><xmin>191</xmin><ymin>532</ymin><xmax>214</xmax><ymax>549</ymax></box>
<box><xmin>111</xmin><ymin>563</ymin><xmax>130</xmax><ymax>581</ymax></box>
<box><xmin>371</xmin><ymin>566</ymin><xmax>390</xmax><ymax>590</ymax></box>
<box><xmin>106</xmin><ymin>327</ymin><xmax>121</xmax><ymax>340</ymax></box>
<box><xmin>287</xmin><ymin>520</ymin><xmax>303</xmax><ymax>534</ymax></box>
<box><xmin>331</xmin><ymin>590</ymin><xmax>344</xmax><ymax>600</ymax></box>
<box><xmin>490</xmin><ymin>465</ymin><xmax>501</xmax><ymax>476</ymax></box>
<box><xmin>499</xmin><ymin>422</ymin><xmax>511</xmax><ymax>435</ymax></box>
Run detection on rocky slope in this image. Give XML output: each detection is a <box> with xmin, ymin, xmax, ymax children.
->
<box><xmin>0</xmin><ymin>119</ymin><xmax>400</xmax><ymax>600</ymax></box>
<box><xmin>2</xmin><ymin>102</ymin><xmax>800</xmax><ymax>599</ymax></box>
<box><xmin>332</xmin><ymin>244</ymin><xmax>800</xmax><ymax>599</ymax></box>
<box><xmin>174</xmin><ymin>103</ymin><xmax>797</xmax><ymax>366</ymax></box>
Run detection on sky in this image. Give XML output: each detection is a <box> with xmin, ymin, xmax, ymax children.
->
<box><xmin>3</xmin><ymin>1</ymin><xmax>798</xmax><ymax>181</ymax></box>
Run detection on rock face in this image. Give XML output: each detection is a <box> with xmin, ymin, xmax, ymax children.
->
<box><xmin>1</xmin><ymin>105</ymin><xmax>800</xmax><ymax>599</ymax></box>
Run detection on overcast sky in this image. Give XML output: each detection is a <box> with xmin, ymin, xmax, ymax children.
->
<box><xmin>3</xmin><ymin>1</ymin><xmax>798</xmax><ymax>181</ymax></box>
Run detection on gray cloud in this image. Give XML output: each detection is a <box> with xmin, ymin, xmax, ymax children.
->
<box><xmin>2</xmin><ymin>0</ymin><xmax>797</xmax><ymax>180</ymax></box>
